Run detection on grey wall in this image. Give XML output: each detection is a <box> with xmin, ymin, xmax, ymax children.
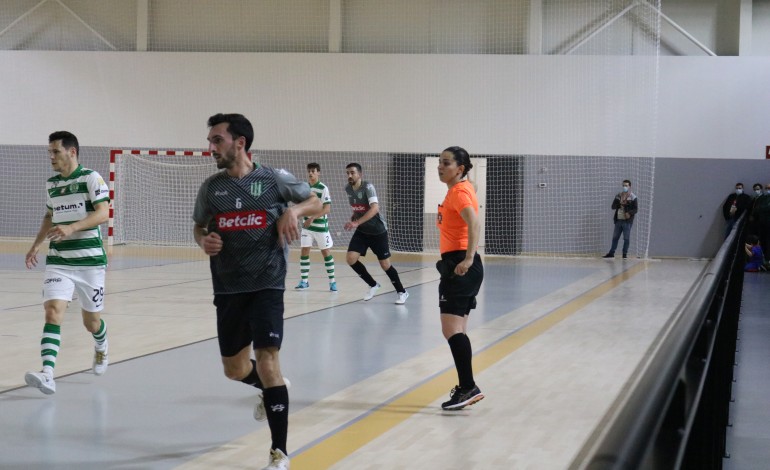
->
<box><xmin>649</xmin><ymin>158</ymin><xmax>770</xmax><ymax>258</ymax></box>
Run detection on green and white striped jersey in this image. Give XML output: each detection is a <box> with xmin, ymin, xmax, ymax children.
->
<box><xmin>303</xmin><ymin>181</ymin><xmax>331</xmax><ymax>233</ymax></box>
<box><xmin>45</xmin><ymin>165</ymin><xmax>110</xmax><ymax>269</ymax></box>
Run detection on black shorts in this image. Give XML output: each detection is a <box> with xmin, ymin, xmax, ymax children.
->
<box><xmin>214</xmin><ymin>289</ymin><xmax>285</xmax><ymax>357</ymax></box>
<box><xmin>437</xmin><ymin>251</ymin><xmax>483</xmax><ymax>317</ymax></box>
<box><xmin>348</xmin><ymin>230</ymin><xmax>391</xmax><ymax>260</ymax></box>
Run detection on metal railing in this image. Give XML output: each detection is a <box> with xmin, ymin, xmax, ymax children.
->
<box><xmin>576</xmin><ymin>218</ymin><xmax>744</xmax><ymax>469</ymax></box>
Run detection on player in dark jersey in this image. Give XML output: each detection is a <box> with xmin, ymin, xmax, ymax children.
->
<box><xmin>343</xmin><ymin>163</ymin><xmax>408</xmax><ymax>304</ymax></box>
<box><xmin>193</xmin><ymin>113</ymin><xmax>321</xmax><ymax>470</ymax></box>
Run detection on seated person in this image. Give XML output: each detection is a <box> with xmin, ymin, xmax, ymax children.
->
<box><xmin>744</xmin><ymin>235</ymin><xmax>765</xmax><ymax>272</ymax></box>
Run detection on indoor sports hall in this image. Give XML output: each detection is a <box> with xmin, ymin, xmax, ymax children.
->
<box><xmin>1</xmin><ymin>2</ymin><xmax>769</xmax><ymax>469</ymax></box>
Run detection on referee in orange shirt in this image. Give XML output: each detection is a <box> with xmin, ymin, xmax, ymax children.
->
<box><xmin>435</xmin><ymin>146</ymin><xmax>485</xmax><ymax>410</ymax></box>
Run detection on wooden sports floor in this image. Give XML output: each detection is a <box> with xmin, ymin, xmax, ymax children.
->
<box><xmin>0</xmin><ymin>241</ymin><xmax>708</xmax><ymax>469</ymax></box>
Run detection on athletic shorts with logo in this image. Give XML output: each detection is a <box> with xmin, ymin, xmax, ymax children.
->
<box><xmin>42</xmin><ymin>267</ymin><xmax>106</xmax><ymax>312</ymax></box>
<box><xmin>348</xmin><ymin>230</ymin><xmax>391</xmax><ymax>260</ymax></box>
<box><xmin>438</xmin><ymin>251</ymin><xmax>483</xmax><ymax>316</ymax></box>
<box><xmin>300</xmin><ymin>229</ymin><xmax>333</xmax><ymax>249</ymax></box>
<box><xmin>214</xmin><ymin>289</ymin><xmax>285</xmax><ymax>356</ymax></box>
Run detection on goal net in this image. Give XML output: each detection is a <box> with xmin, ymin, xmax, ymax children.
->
<box><xmin>109</xmin><ymin>150</ymin><xmax>216</xmax><ymax>246</ymax></box>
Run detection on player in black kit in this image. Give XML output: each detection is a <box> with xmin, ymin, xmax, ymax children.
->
<box><xmin>344</xmin><ymin>163</ymin><xmax>408</xmax><ymax>304</ymax></box>
<box><xmin>193</xmin><ymin>113</ymin><xmax>321</xmax><ymax>470</ymax></box>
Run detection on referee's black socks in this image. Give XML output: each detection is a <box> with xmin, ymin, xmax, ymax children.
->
<box><xmin>447</xmin><ymin>333</ymin><xmax>475</xmax><ymax>390</ymax></box>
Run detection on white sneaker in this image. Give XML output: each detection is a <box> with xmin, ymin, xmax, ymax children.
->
<box><xmin>93</xmin><ymin>345</ymin><xmax>109</xmax><ymax>376</ymax></box>
<box><xmin>25</xmin><ymin>371</ymin><xmax>56</xmax><ymax>395</ymax></box>
<box><xmin>363</xmin><ymin>283</ymin><xmax>381</xmax><ymax>301</ymax></box>
<box><xmin>395</xmin><ymin>290</ymin><xmax>409</xmax><ymax>305</ymax></box>
<box><xmin>254</xmin><ymin>377</ymin><xmax>291</xmax><ymax>422</ymax></box>
<box><xmin>262</xmin><ymin>448</ymin><xmax>290</xmax><ymax>470</ymax></box>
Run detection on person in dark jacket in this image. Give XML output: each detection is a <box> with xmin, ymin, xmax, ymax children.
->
<box><xmin>751</xmin><ymin>183</ymin><xmax>770</xmax><ymax>261</ymax></box>
<box><xmin>722</xmin><ymin>182</ymin><xmax>752</xmax><ymax>238</ymax></box>
<box><xmin>602</xmin><ymin>179</ymin><xmax>638</xmax><ymax>259</ymax></box>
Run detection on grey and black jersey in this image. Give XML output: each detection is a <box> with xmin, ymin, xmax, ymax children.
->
<box><xmin>193</xmin><ymin>164</ymin><xmax>311</xmax><ymax>294</ymax></box>
<box><xmin>345</xmin><ymin>181</ymin><xmax>387</xmax><ymax>235</ymax></box>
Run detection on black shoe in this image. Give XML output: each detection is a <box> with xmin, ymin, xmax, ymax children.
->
<box><xmin>622</xmin><ymin>254</ymin><xmax>628</xmax><ymax>259</ymax></box>
<box><xmin>441</xmin><ymin>385</ymin><xmax>484</xmax><ymax>410</ymax></box>
<box><xmin>602</xmin><ymin>253</ymin><xmax>614</xmax><ymax>259</ymax></box>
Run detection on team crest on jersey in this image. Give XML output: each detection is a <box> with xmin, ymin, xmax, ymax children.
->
<box><xmin>69</xmin><ymin>182</ymin><xmax>79</xmax><ymax>192</ymax></box>
<box><xmin>251</xmin><ymin>181</ymin><xmax>263</xmax><ymax>197</ymax></box>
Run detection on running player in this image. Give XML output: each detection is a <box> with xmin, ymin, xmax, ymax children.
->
<box><xmin>24</xmin><ymin>131</ymin><xmax>111</xmax><ymax>395</ymax></box>
<box><xmin>344</xmin><ymin>163</ymin><xmax>408</xmax><ymax>304</ymax></box>
<box><xmin>194</xmin><ymin>113</ymin><xmax>322</xmax><ymax>470</ymax></box>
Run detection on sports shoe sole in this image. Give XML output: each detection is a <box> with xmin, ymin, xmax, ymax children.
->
<box><xmin>442</xmin><ymin>392</ymin><xmax>485</xmax><ymax>410</ymax></box>
<box><xmin>25</xmin><ymin>372</ymin><xmax>56</xmax><ymax>395</ymax></box>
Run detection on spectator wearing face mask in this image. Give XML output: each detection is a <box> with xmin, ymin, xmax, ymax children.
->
<box><xmin>722</xmin><ymin>182</ymin><xmax>752</xmax><ymax>239</ymax></box>
<box><xmin>751</xmin><ymin>183</ymin><xmax>770</xmax><ymax>258</ymax></box>
<box><xmin>747</xmin><ymin>183</ymin><xmax>764</xmax><ymax>236</ymax></box>
<box><xmin>602</xmin><ymin>179</ymin><xmax>638</xmax><ymax>259</ymax></box>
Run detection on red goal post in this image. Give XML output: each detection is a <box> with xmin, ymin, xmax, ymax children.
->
<box><xmin>108</xmin><ymin>149</ymin><xmax>212</xmax><ymax>246</ymax></box>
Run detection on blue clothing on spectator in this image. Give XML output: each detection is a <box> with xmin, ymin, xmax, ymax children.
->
<box><xmin>745</xmin><ymin>245</ymin><xmax>764</xmax><ymax>272</ymax></box>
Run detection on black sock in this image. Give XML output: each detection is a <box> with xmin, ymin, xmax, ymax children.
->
<box><xmin>385</xmin><ymin>266</ymin><xmax>405</xmax><ymax>293</ymax></box>
<box><xmin>263</xmin><ymin>385</ymin><xmax>289</xmax><ymax>455</ymax></box>
<box><xmin>447</xmin><ymin>333</ymin><xmax>475</xmax><ymax>390</ymax></box>
<box><xmin>240</xmin><ymin>359</ymin><xmax>263</xmax><ymax>390</ymax></box>
<box><xmin>350</xmin><ymin>261</ymin><xmax>377</xmax><ymax>286</ymax></box>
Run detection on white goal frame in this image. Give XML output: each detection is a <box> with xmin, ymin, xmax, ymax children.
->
<box><xmin>107</xmin><ymin>149</ymin><xmax>212</xmax><ymax>246</ymax></box>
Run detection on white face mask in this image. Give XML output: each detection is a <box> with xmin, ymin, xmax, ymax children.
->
<box><xmin>736</xmin><ymin>189</ymin><xmax>743</xmax><ymax>195</ymax></box>
<box><xmin>755</xmin><ymin>189</ymin><xmax>763</xmax><ymax>196</ymax></box>
<box><xmin>622</xmin><ymin>186</ymin><xmax>629</xmax><ymax>193</ymax></box>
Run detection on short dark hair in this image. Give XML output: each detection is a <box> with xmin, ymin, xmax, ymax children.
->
<box><xmin>207</xmin><ymin>113</ymin><xmax>254</xmax><ymax>151</ymax></box>
<box><xmin>623</xmin><ymin>179</ymin><xmax>632</xmax><ymax>186</ymax></box>
<box><xmin>443</xmin><ymin>146</ymin><xmax>473</xmax><ymax>178</ymax></box>
<box><xmin>346</xmin><ymin>163</ymin><xmax>362</xmax><ymax>173</ymax></box>
<box><xmin>307</xmin><ymin>162</ymin><xmax>321</xmax><ymax>172</ymax></box>
<box><xmin>49</xmin><ymin>131</ymin><xmax>79</xmax><ymax>158</ymax></box>
<box><xmin>753</xmin><ymin>183</ymin><xmax>762</xmax><ymax>190</ymax></box>
<box><xmin>736</xmin><ymin>182</ymin><xmax>744</xmax><ymax>187</ymax></box>
<box><xmin>747</xmin><ymin>234</ymin><xmax>760</xmax><ymax>245</ymax></box>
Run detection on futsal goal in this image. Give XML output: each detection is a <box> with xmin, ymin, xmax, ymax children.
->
<box><xmin>108</xmin><ymin>149</ymin><xmax>216</xmax><ymax>247</ymax></box>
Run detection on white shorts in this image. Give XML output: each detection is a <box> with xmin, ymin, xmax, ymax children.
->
<box><xmin>300</xmin><ymin>229</ymin><xmax>333</xmax><ymax>250</ymax></box>
<box><xmin>42</xmin><ymin>267</ymin><xmax>106</xmax><ymax>312</ymax></box>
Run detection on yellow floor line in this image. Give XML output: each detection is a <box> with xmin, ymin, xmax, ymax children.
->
<box><xmin>291</xmin><ymin>261</ymin><xmax>648</xmax><ymax>469</ymax></box>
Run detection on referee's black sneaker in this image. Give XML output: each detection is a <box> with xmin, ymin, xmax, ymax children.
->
<box><xmin>441</xmin><ymin>385</ymin><xmax>484</xmax><ymax>410</ymax></box>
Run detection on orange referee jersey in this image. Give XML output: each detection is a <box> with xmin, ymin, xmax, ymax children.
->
<box><xmin>436</xmin><ymin>179</ymin><xmax>478</xmax><ymax>254</ymax></box>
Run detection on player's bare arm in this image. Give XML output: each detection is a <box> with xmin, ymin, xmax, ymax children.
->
<box><xmin>278</xmin><ymin>195</ymin><xmax>322</xmax><ymax>246</ymax></box>
<box><xmin>344</xmin><ymin>202</ymin><xmax>379</xmax><ymax>231</ymax></box>
<box><xmin>302</xmin><ymin>203</ymin><xmax>330</xmax><ymax>228</ymax></box>
<box><xmin>455</xmin><ymin>206</ymin><xmax>480</xmax><ymax>276</ymax></box>
<box><xmin>25</xmin><ymin>210</ymin><xmax>54</xmax><ymax>269</ymax></box>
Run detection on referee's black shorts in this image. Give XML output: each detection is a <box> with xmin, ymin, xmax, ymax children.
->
<box><xmin>437</xmin><ymin>250</ymin><xmax>484</xmax><ymax>317</ymax></box>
